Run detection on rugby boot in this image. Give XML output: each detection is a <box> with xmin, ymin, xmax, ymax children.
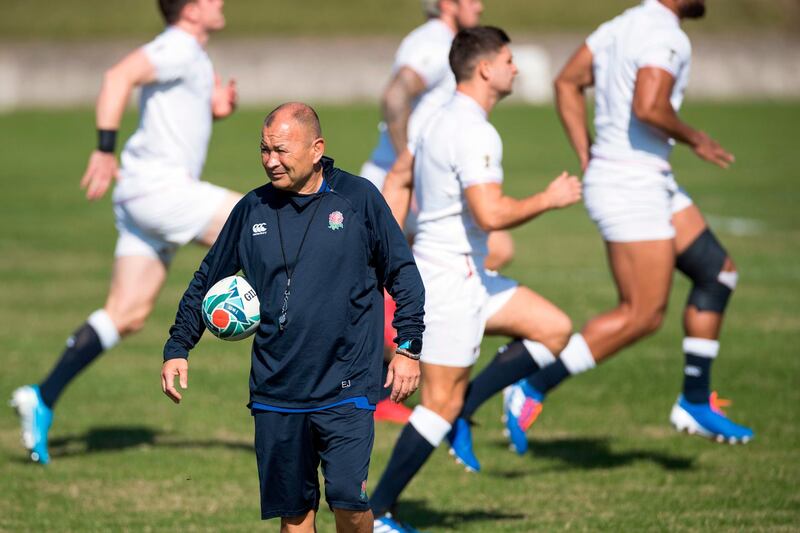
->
<box><xmin>670</xmin><ymin>391</ymin><xmax>754</xmax><ymax>444</ymax></box>
<box><xmin>446</xmin><ymin>417</ymin><xmax>480</xmax><ymax>472</ymax></box>
<box><xmin>10</xmin><ymin>385</ymin><xmax>53</xmax><ymax>464</ymax></box>
<box><xmin>374</xmin><ymin>398</ymin><xmax>413</xmax><ymax>424</ymax></box>
<box><xmin>502</xmin><ymin>379</ymin><xmax>545</xmax><ymax>455</ymax></box>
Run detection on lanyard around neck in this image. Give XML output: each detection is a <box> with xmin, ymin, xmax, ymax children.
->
<box><xmin>274</xmin><ymin>194</ymin><xmax>324</xmax><ymax>331</ymax></box>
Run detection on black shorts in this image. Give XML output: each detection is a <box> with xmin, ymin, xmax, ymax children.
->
<box><xmin>253</xmin><ymin>403</ymin><xmax>375</xmax><ymax>520</ymax></box>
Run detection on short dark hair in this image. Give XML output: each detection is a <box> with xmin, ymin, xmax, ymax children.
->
<box><xmin>449</xmin><ymin>26</ymin><xmax>511</xmax><ymax>83</ymax></box>
<box><xmin>158</xmin><ymin>0</ymin><xmax>194</xmax><ymax>25</ymax></box>
<box><xmin>264</xmin><ymin>102</ymin><xmax>323</xmax><ymax>140</ymax></box>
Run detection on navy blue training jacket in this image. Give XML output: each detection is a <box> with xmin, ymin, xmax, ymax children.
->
<box><xmin>163</xmin><ymin>157</ymin><xmax>425</xmax><ymax>409</ymax></box>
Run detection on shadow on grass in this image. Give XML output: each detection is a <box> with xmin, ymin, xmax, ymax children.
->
<box><xmin>393</xmin><ymin>499</ymin><xmax>525</xmax><ymax>530</ymax></box>
<box><xmin>488</xmin><ymin>436</ymin><xmax>694</xmax><ymax>473</ymax></box>
<box><xmin>47</xmin><ymin>425</ymin><xmax>253</xmax><ymax>458</ymax></box>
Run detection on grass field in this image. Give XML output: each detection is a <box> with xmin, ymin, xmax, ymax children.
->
<box><xmin>2</xmin><ymin>0</ymin><xmax>798</xmax><ymax>40</ymax></box>
<box><xmin>1</xmin><ymin>101</ymin><xmax>799</xmax><ymax>531</ymax></box>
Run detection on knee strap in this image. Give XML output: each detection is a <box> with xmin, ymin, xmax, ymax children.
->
<box><xmin>676</xmin><ymin>229</ymin><xmax>736</xmax><ymax>313</ymax></box>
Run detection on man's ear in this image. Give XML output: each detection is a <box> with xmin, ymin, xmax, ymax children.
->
<box><xmin>312</xmin><ymin>137</ymin><xmax>326</xmax><ymax>164</ymax></box>
<box><xmin>181</xmin><ymin>1</ymin><xmax>200</xmax><ymax>24</ymax></box>
<box><xmin>477</xmin><ymin>58</ymin><xmax>491</xmax><ymax>81</ymax></box>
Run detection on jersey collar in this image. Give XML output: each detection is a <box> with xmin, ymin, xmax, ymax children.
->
<box><xmin>453</xmin><ymin>91</ymin><xmax>488</xmax><ymax>119</ymax></box>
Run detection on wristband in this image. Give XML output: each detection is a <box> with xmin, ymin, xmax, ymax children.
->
<box><xmin>97</xmin><ymin>129</ymin><xmax>118</xmax><ymax>154</ymax></box>
<box><xmin>396</xmin><ymin>338</ymin><xmax>422</xmax><ymax>361</ymax></box>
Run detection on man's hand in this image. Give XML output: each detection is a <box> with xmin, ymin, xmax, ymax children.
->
<box><xmin>212</xmin><ymin>75</ymin><xmax>237</xmax><ymax>119</ymax></box>
<box><xmin>384</xmin><ymin>354</ymin><xmax>420</xmax><ymax>404</ymax></box>
<box><xmin>544</xmin><ymin>171</ymin><xmax>582</xmax><ymax>209</ymax></box>
<box><xmin>161</xmin><ymin>359</ymin><xmax>189</xmax><ymax>404</ymax></box>
<box><xmin>692</xmin><ymin>131</ymin><xmax>735</xmax><ymax>169</ymax></box>
<box><xmin>80</xmin><ymin>151</ymin><xmax>119</xmax><ymax>200</ymax></box>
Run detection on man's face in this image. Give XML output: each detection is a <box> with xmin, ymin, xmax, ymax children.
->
<box><xmin>260</xmin><ymin>119</ymin><xmax>323</xmax><ymax>192</ymax></box>
<box><xmin>194</xmin><ymin>0</ymin><xmax>226</xmax><ymax>32</ymax></box>
<box><xmin>485</xmin><ymin>45</ymin><xmax>518</xmax><ymax>98</ymax></box>
<box><xmin>677</xmin><ymin>0</ymin><xmax>705</xmax><ymax>19</ymax></box>
<box><xmin>453</xmin><ymin>0</ymin><xmax>483</xmax><ymax>30</ymax></box>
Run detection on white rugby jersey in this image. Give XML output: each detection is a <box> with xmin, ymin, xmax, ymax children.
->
<box><xmin>411</xmin><ymin>92</ymin><xmax>503</xmax><ymax>256</ymax></box>
<box><xmin>588</xmin><ymin>0</ymin><xmax>691</xmax><ymax>169</ymax></box>
<box><xmin>368</xmin><ymin>18</ymin><xmax>456</xmax><ymax>173</ymax></box>
<box><xmin>117</xmin><ymin>27</ymin><xmax>214</xmax><ymax>195</ymax></box>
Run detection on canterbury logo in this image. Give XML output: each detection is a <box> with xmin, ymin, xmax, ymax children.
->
<box><xmin>252</xmin><ymin>223</ymin><xmax>267</xmax><ymax>235</ymax></box>
<box><xmin>684</xmin><ymin>365</ymin><xmax>701</xmax><ymax>377</ymax></box>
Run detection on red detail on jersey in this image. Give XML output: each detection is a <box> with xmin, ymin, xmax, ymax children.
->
<box><xmin>212</xmin><ymin>309</ymin><xmax>230</xmax><ymax>329</ymax></box>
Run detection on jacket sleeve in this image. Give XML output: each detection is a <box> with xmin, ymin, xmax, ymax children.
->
<box><xmin>365</xmin><ymin>185</ymin><xmax>425</xmax><ymax>344</ymax></box>
<box><xmin>163</xmin><ymin>198</ymin><xmax>246</xmax><ymax>360</ymax></box>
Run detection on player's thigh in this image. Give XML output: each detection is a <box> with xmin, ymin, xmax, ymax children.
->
<box><xmin>312</xmin><ymin>405</ymin><xmax>373</xmax><ymax>513</ymax></box>
<box><xmin>484</xmin><ymin>286</ymin><xmax>571</xmax><ymax>345</ymax></box>
<box><xmin>104</xmin><ymin>255</ymin><xmax>167</xmax><ymax>319</ymax></box>
<box><xmin>606</xmin><ymin>239</ymin><xmax>675</xmax><ymax>308</ymax></box>
<box><xmin>196</xmin><ymin>191</ymin><xmax>243</xmax><ymax>246</ymax></box>
<box><xmin>672</xmin><ymin>203</ymin><xmax>708</xmax><ymax>254</ymax></box>
<box><xmin>419</xmin><ymin>362</ymin><xmax>471</xmax><ymax>412</ymax></box>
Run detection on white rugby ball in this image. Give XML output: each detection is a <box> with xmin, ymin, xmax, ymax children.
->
<box><xmin>202</xmin><ymin>275</ymin><xmax>260</xmax><ymax>341</ymax></box>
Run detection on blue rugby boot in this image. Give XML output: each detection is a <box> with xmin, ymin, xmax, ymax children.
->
<box><xmin>373</xmin><ymin>513</ymin><xmax>422</xmax><ymax>533</ymax></box>
<box><xmin>446</xmin><ymin>417</ymin><xmax>480</xmax><ymax>472</ymax></box>
<box><xmin>670</xmin><ymin>391</ymin><xmax>754</xmax><ymax>444</ymax></box>
<box><xmin>10</xmin><ymin>385</ymin><xmax>53</xmax><ymax>464</ymax></box>
<box><xmin>502</xmin><ymin>379</ymin><xmax>545</xmax><ymax>455</ymax></box>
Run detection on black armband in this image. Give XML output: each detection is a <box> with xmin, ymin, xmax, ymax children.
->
<box><xmin>97</xmin><ymin>129</ymin><xmax>118</xmax><ymax>154</ymax></box>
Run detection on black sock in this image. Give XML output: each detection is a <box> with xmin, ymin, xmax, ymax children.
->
<box><xmin>682</xmin><ymin>353</ymin><xmax>713</xmax><ymax>404</ymax></box>
<box><xmin>527</xmin><ymin>359</ymin><xmax>571</xmax><ymax>395</ymax></box>
<box><xmin>39</xmin><ymin>322</ymin><xmax>105</xmax><ymax>408</ymax></box>
<box><xmin>370</xmin><ymin>423</ymin><xmax>435</xmax><ymax>515</ymax></box>
<box><xmin>461</xmin><ymin>340</ymin><xmax>540</xmax><ymax>419</ymax></box>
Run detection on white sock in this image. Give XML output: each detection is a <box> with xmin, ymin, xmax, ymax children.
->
<box><xmin>683</xmin><ymin>337</ymin><xmax>719</xmax><ymax>358</ymax></box>
<box><xmin>409</xmin><ymin>405</ymin><xmax>452</xmax><ymax>447</ymax></box>
<box><xmin>522</xmin><ymin>339</ymin><xmax>556</xmax><ymax>368</ymax></box>
<box><xmin>560</xmin><ymin>333</ymin><xmax>596</xmax><ymax>375</ymax></box>
<box><xmin>87</xmin><ymin>309</ymin><xmax>120</xmax><ymax>350</ymax></box>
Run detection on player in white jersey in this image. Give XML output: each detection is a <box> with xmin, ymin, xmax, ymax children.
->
<box><xmin>361</xmin><ymin>0</ymin><xmax>516</xmax><ymax>425</ymax></box>
<box><xmin>371</xmin><ymin>27</ymin><xmax>581</xmax><ymax>531</ymax></box>
<box><xmin>10</xmin><ymin>0</ymin><xmax>240</xmax><ymax>464</ymax></box>
<box><xmin>499</xmin><ymin>0</ymin><xmax>753</xmax><ymax>453</ymax></box>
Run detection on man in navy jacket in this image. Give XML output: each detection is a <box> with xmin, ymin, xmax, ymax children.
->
<box><xmin>161</xmin><ymin>102</ymin><xmax>425</xmax><ymax>532</ymax></box>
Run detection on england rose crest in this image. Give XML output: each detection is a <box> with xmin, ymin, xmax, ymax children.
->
<box><xmin>328</xmin><ymin>210</ymin><xmax>344</xmax><ymax>230</ymax></box>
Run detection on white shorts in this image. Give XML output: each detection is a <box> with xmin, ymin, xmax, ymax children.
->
<box><xmin>360</xmin><ymin>159</ymin><xmax>418</xmax><ymax>237</ymax></box>
<box><xmin>414</xmin><ymin>247</ymin><xmax>518</xmax><ymax>368</ymax></box>
<box><xmin>113</xmin><ymin>179</ymin><xmax>230</xmax><ymax>264</ymax></box>
<box><xmin>583</xmin><ymin>159</ymin><xmax>693</xmax><ymax>242</ymax></box>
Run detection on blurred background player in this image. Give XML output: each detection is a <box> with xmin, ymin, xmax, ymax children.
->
<box><xmin>371</xmin><ymin>27</ymin><xmax>581</xmax><ymax>531</ymax></box>
<box><xmin>501</xmin><ymin>0</ymin><xmax>753</xmax><ymax>454</ymax></box>
<box><xmin>362</xmin><ymin>0</ymin><xmax>483</xmax><ymax>423</ymax></box>
<box><xmin>10</xmin><ymin>0</ymin><xmax>240</xmax><ymax>464</ymax></box>
<box><xmin>360</xmin><ymin>0</ymin><xmax>516</xmax><ymax>424</ymax></box>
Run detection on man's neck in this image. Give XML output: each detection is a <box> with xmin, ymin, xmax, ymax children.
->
<box><xmin>294</xmin><ymin>170</ymin><xmax>325</xmax><ymax>195</ymax></box>
<box><xmin>658</xmin><ymin>0</ymin><xmax>681</xmax><ymax>18</ymax></box>
<box><xmin>173</xmin><ymin>21</ymin><xmax>209</xmax><ymax>47</ymax></box>
<box><xmin>456</xmin><ymin>83</ymin><xmax>499</xmax><ymax>116</ymax></box>
<box><xmin>436</xmin><ymin>15</ymin><xmax>458</xmax><ymax>34</ymax></box>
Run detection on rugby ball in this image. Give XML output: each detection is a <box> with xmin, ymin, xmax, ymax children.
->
<box><xmin>202</xmin><ymin>275</ymin><xmax>260</xmax><ymax>341</ymax></box>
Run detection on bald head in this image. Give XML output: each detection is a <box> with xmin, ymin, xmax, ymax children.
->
<box><xmin>260</xmin><ymin>102</ymin><xmax>326</xmax><ymax>193</ymax></box>
<box><xmin>263</xmin><ymin>102</ymin><xmax>322</xmax><ymax>142</ymax></box>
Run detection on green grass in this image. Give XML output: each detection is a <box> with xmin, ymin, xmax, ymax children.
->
<box><xmin>1</xmin><ymin>101</ymin><xmax>799</xmax><ymax>531</ymax></box>
<box><xmin>2</xmin><ymin>0</ymin><xmax>798</xmax><ymax>40</ymax></box>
